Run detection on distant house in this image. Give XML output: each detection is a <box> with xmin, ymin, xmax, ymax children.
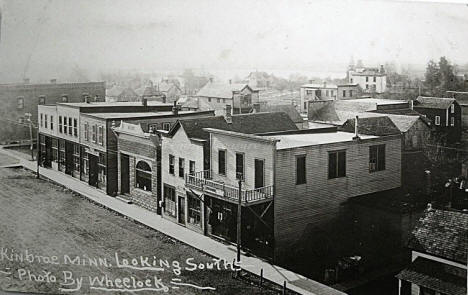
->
<box><xmin>105</xmin><ymin>85</ymin><xmax>124</xmax><ymax>102</ymax></box>
<box><xmin>116</xmin><ymin>87</ymin><xmax>139</xmax><ymax>102</ymax></box>
<box><xmin>414</xmin><ymin>96</ymin><xmax>462</xmax><ymax>143</ymax></box>
<box><xmin>259</xmin><ymin>104</ymin><xmax>306</xmax><ymax>129</ymax></box>
<box><xmin>299</xmin><ymin>82</ymin><xmax>338</xmax><ymax>113</ymax></box>
<box><xmin>245</xmin><ymin>71</ymin><xmax>273</xmax><ymax>89</ymax></box>
<box><xmin>447</xmin><ymin>91</ymin><xmax>468</xmax><ymax>131</ymax></box>
<box><xmin>195</xmin><ymin>80</ymin><xmax>260</xmax><ymax>115</ymax></box>
<box><xmin>396</xmin><ymin>208</ymin><xmax>467</xmax><ymax>295</ymax></box>
<box><xmin>157</xmin><ymin>80</ymin><xmax>182</xmax><ymax>103</ymax></box>
<box><xmin>348</xmin><ymin>64</ymin><xmax>387</xmax><ymax>93</ymax></box>
<box><xmin>336</xmin><ymin>83</ymin><xmax>362</xmax><ymax>100</ymax></box>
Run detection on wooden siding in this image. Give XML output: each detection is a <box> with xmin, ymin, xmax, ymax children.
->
<box><xmin>273</xmin><ymin>136</ymin><xmax>402</xmax><ymax>258</ymax></box>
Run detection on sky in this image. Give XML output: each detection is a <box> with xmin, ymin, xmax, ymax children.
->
<box><xmin>0</xmin><ymin>0</ymin><xmax>467</xmax><ymax>82</ymax></box>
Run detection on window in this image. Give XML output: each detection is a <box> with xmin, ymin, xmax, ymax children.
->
<box><xmin>73</xmin><ymin>144</ymin><xmax>80</xmax><ymax>172</ymax></box>
<box><xmin>218</xmin><ymin>150</ymin><xmax>226</xmax><ymax>175</ymax></box>
<box><xmin>44</xmin><ymin>115</ymin><xmax>48</xmax><ymax>129</ymax></box>
<box><xmin>164</xmin><ymin>185</ymin><xmax>176</xmax><ymax>217</ymax></box>
<box><xmin>50</xmin><ymin>115</ymin><xmax>54</xmax><ymax>130</ymax></box>
<box><xmin>92</xmin><ymin>125</ymin><xmax>97</xmax><ymax>143</ymax></box>
<box><xmin>222</xmin><ymin>98</ymin><xmax>226</xmax><ymax>103</ymax></box>
<box><xmin>61</xmin><ymin>95</ymin><xmax>68</xmax><ymax>102</ymax></box>
<box><xmin>369</xmin><ymin>145</ymin><xmax>386</xmax><ymax>172</ymax></box>
<box><xmin>296</xmin><ymin>155</ymin><xmax>306</xmax><ymax>184</ymax></box>
<box><xmin>349</xmin><ymin>90</ymin><xmax>353</xmax><ymax>97</ymax></box>
<box><xmin>366</xmin><ymin>84</ymin><xmax>369</xmax><ymax>90</ymax></box>
<box><xmin>84</xmin><ymin>123</ymin><xmax>89</xmax><ymax>141</ymax></box>
<box><xmin>98</xmin><ymin>152</ymin><xmax>106</xmax><ymax>188</ymax></box>
<box><xmin>81</xmin><ymin>148</ymin><xmax>89</xmax><ymax>177</ymax></box>
<box><xmin>366</xmin><ymin>76</ymin><xmax>369</xmax><ymax>82</ymax></box>
<box><xmin>328</xmin><ymin>150</ymin><xmax>346</xmax><ymax>179</ymax></box>
<box><xmin>217</xmin><ymin>98</ymin><xmax>220</xmax><ymax>103</ymax></box>
<box><xmin>98</xmin><ymin>126</ymin><xmax>103</xmax><ymax>145</ymax></box>
<box><xmin>304</xmin><ymin>102</ymin><xmax>307</xmax><ymax>110</ymax></box>
<box><xmin>40</xmin><ymin>114</ymin><xmax>43</xmax><ymax>127</ymax></box>
<box><xmin>136</xmin><ymin>161</ymin><xmax>152</xmax><ymax>191</ymax></box>
<box><xmin>434</xmin><ymin>116</ymin><xmax>441</xmax><ymax>126</ymax></box>
<box><xmin>68</xmin><ymin>117</ymin><xmax>72</xmax><ymax>135</ymax></box>
<box><xmin>148</xmin><ymin>123</ymin><xmax>159</xmax><ymax>133</ymax></box>
<box><xmin>163</xmin><ymin>123</ymin><xmax>171</xmax><ymax>131</ymax></box>
<box><xmin>169</xmin><ymin>154</ymin><xmax>175</xmax><ymax>175</ymax></box>
<box><xmin>179</xmin><ymin>158</ymin><xmax>185</xmax><ymax>178</ymax></box>
<box><xmin>189</xmin><ymin>160</ymin><xmax>196</xmax><ymax>175</ymax></box>
<box><xmin>17</xmin><ymin>97</ymin><xmax>24</xmax><ymax>109</ymax></box>
<box><xmin>59</xmin><ymin>116</ymin><xmax>63</xmax><ymax>133</ymax></box>
<box><xmin>208</xmin><ymin>97</ymin><xmax>212</xmax><ymax>102</ymax></box>
<box><xmin>342</xmin><ymin>90</ymin><xmax>346</xmax><ymax>97</ymax></box>
<box><xmin>73</xmin><ymin>119</ymin><xmax>78</xmax><ymax>137</ymax></box>
<box><xmin>373</xmin><ymin>76</ymin><xmax>376</xmax><ymax>82</ymax></box>
<box><xmin>350</xmin><ymin>78</ymin><xmax>353</xmax><ymax>83</ymax></box>
<box><xmin>188</xmin><ymin>193</ymin><xmax>201</xmax><ymax>226</ymax></box>
<box><xmin>450</xmin><ymin>117</ymin><xmax>455</xmax><ymax>126</ymax></box>
<box><xmin>63</xmin><ymin>117</ymin><xmax>68</xmax><ymax>134</ymax></box>
<box><xmin>51</xmin><ymin>139</ymin><xmax>58</xmax><ymax>162</ymax></box>
<box><xmin>306</xmin><ymin>90</ymin><xmax>313</xmax><ymax>95</ymax></box>
<box><xmin>450</xmin><ymin>104</ymin><xmax>455</xmax><ymax>113</ymax></box>
<box><xmin>326</xmin><ymin>90</ymin><xmax>329</xmax><ymax>96</ymax></box>
<box><xmin>236</xmin><ymin>153</ymin><xmax>244</xmax><ymax>180</ymax></box>
<box><xmin>39</xmin><ymin>95</ymin><xmax>46</xmax><ymax>105</ymax></box>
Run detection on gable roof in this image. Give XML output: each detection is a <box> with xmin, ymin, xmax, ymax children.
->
<box><xmin>169</xmin><ymin>112</ymin><xmax>298</xmax><ymax>141</ymax></box>
<box><xmin>340</xmin><ymin>116</ymin><xmax>401</xmax><ymax>136</ymax></box>
<box><xmin>260</xmin><ymin>104</ymin><xmax>303</xmax><ymax>123</ymax></box>
<box><xmin>408</xmin><ymin>209</ymin><xmax>468</xmax><ymax>264</ymax></box>
<box><xmin>415</xmin><ymin>96</ymin><xmax>456</xmax><ymax>109</ymax></box>
<box><xmin>196</xmin><ymin>82</ymin><xmax>252</xmax><ymax>99</ymax></box>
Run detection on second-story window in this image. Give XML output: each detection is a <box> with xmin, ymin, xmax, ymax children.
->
<box><xmin>236</xmin><ymin>153</ymin><xmax>244</xmax><ymax>180</ymax></box>
<box><xmin>73</xmin><ymin>119</ymin><xmax>78</xmax><ymax>137</ymax></box>
<box><xmin>369</xmin><ymin>145</ymin><xmax>386</xmax><ymax>172</ymax></box>
<box><xmin>40</xmin><ymin>114</ymin><xmax>43</xmax><ymax>128</ymax></box>
<box><xmin>450</xmin><ymin>104</ymin><xmax>455</xmax><ymax>114</ymax></box>
<box><xmin>189</xmin><ymin>160</ymin><xmax>196</xmax><ymax>175</ymax></box>
<box><xmin>98</xmin><ymin>126</ymin><xmax>103</xmax><ymax>145</ymax></box>
<box><xmin>50</xmin><ymin>115</ymin><xmax>54</xmax><ymax>130</ymax></box>
<box><xmin>92</xmin><ymin>125</ymin><xmax>97</xmax><ymax>143</ymax></box>
<box><xmin>84</xmin><ymin>123</ymin><xmax>89</xmax><ymax>141</ymax></box>
<box><xmin>328</xmin><ymin>150</ymin><xmax>346</xmax><ymax>179</ymax></box>
<box><xmin>63</xmin><ymin>117</ymin><xmax>68</xmax><ymax>134</ymax></box>
<box><xmin>342</xmin><ymin>90</ymin><xmax>346</xmax><ymax>98</ymax></box>
<box><xmin>163</xmin><ymin>123</ymin><xmax>171</xmax><ymax>131</ymax></box>
<box><xmin>169</xmin><ymin>155</ymin><xmax>175</xmax><ymax>175</ymax></box>
<box><xmin>366</xmin><ymin>76</ymin><xmax>369</xmax><ymax>82</ymax></box>
<box><xmin>179</xmin><ymin>158</ymin><xmax>185</xmax><ymax>178</ymax></box>
<box><xmin>435</xmin><ymin>116</ymin><xmax>441</xmax><ymax>126</ymax></box>
<box><xmin>44</xmin><ymin>115</ymin><xmax>48</xmax><ymax>129</ymax></box>
<box><xmin>296</xmin><ymin>155</ymin><xmax>306</xmax><ymax>185</ymax></box>
<box><xmin>373</xmin><ymin>76</ymin><xmax>376</xmax><ymax>82</ymax></box>
<box><xmin>59</xmin><ymin>116</ymin><xmax>63</xmax><ymax>133</ymax></box>
<box><xmin>218</xmin><ymin>150</ymin><xmax>226</xmax><ymax>175</ymax></box>
<box><xmin>68</xmin><ymin>117</ymin><xmax>72</xmax><ymax>135</ymax></box>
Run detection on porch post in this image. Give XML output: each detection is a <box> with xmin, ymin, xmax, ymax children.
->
<box><xmin>237</xmin><ymin>179</ymin><xmax>242</xmax><ymax>263</ymax></box>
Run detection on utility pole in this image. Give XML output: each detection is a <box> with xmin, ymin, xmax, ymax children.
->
<box><xmin>25</xmin><ymin>113</ymin><xmax>34</xmax><ymax>161</ymax></box>
<box><xmin>237</xmin><ymin>178</ymin><xmax>242</xmax><ymax>264</ymax></box>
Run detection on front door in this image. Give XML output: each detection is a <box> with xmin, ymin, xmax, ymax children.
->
<box><xmin>254</xmin><ymin>159</ymin><xmax>264</xmax><ymax>189</ymax></box>
<box><xmin>44</xmin><ymin>137</ymin><xmax>52</xmax><ymax>168</ymax></box>
<box><xmin>88</xmin><ymin>154</ymin><xmax>99</xmax><ymax>188</ymax></box>
<box><xmin>120</xmin><ymin>154</ymin><xmax>130</xmax><ymax>194</ymax></box>
<box><xmin>65</xmin><ymin>142</ymin><xmax>74</xmax><ymax>175</ymax></box>
<box><xmin>178</xmin><ymin>196</ymin><xmax>185</xmax><ymax>224</ymax></box>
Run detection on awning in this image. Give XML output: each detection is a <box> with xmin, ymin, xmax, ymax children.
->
<box><xmin>396</xmin><ymin>257</ymin><xmax>466</xmax><ymax>295</ymax></box>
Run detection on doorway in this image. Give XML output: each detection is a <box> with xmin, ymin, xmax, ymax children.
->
<box><xmin>178</xmin><ymin>196</ymin><xmax>185</xmax><ymax>224</ymax></box>
<box><xmin>254</xmin><ymin>159</ymin><xmax>264</xmax><ymax>189</ymax></box>
<box><xmin>88</xmin><ymin>154</ymin><xmax>99</xmax><ymax>188</ymax></box>
<box><xmin>120</xmin><ymin>154</ymin><xmax>130</xmax><ymax>195</ymax></box>
<box><xmin>65</xmin><ymin>142</ymin><xmax>74</xmax><ymax>175</ymax></box>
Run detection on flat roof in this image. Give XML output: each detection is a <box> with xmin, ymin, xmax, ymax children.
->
<box><xmin>339</xmin><ymin>98</ymin><xmax>407</xmax><ymax>105</ymax></box>
<box><xmin>264</xmin><ymin>131</ymin><xmax>378</xmax><ymax>149</ymax></box>
<box><xmin>60</xmin><ymin>101</ymin><xmax>171</xmax><ymax>108</ymax></box>
<box><xmin>84</xmin><ymin>110</ymin><xmax>210</xmax><ymax>119</ymax></box>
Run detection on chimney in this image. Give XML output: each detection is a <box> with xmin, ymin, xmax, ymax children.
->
<box><xmin>172</xmin><ymin>101</ymin><xmax>179</xmax><ymax>116</ymax></box>
<box><xmin>209</xmin><ymin>77</ymin><xmax>214</xmax><ymax>83</ymax></box>
<box><xmin>50</xmin><ymin>79</ymin><xmax>57</xmax><ymax>84</ymax></box>
<box><xmin>228</xmin><ymin>79</ymin><xmax>232</xmax><ymax>85</ymax></box>
<box><xmin>142</xmin><ymin>98</ymin><xmax>148</xmax><ymax>107</ymax></box>
<box><xmin>353</xmin><ymin>116</ymin><xmax>360</xmax><ymax>140</ymax></box>
<box><xmin>409</xmin><ymin>100</ymin><xmax>414</xmax><ymax>110</ymax></box>
<box><xmin>225</xmin><ymin>104</ymin><xmax>232</xmax><ymax>124</ymax></box>
<box><xmin>23</xmin><ymin>78</ymin><xmax>30</xmax><ymax>84</ymax></box>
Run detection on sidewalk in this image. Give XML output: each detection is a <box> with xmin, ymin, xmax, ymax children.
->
<box><xmin>0</xmin><ymin>147</ymin><xmax>346</xmax><ymax>295</ymax></box>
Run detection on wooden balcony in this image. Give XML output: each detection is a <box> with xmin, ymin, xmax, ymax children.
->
<box><xmin>185</xmin><ymin>170</ymin><xmax>274</xmax><ymax>205</ymax></box>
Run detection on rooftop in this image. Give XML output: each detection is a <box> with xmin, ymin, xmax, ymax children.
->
<box><xmin>340</xmin><ymin>116</ymin><xmax>401</xmax><ymax>136</ymax></box>
<box><xmin>408</xmin><ymin>209</ymin><xmax>468</xmax><ymax>264</ymax></box>
<box><xmin>263</xmin><ymin>131</ymin><xmax>377</xmax><ymax>150</ymax></box>
<box><xmin>196</xmin><ymin>82</ymin><xmax>254</xmax><ymax>99</ymax></box>
<box><xmin>259</xmin><ymin>104</ymin><xmax>303</xmax><ymax>123</ymax></box>
<box><xmin>84</xmin><ymin>110</ymin><xmax>211</xmax><ymax>120</ymax></box>
<box><xmin>301</xmin><ymin>83</ymin><xmax>338</xmax><ymax>89</ymax></box>
<box><xmin>415</xmin><ymin>96</ymin><xmax>456</xmax><ymax>109</ymax></box>
<box><xmin>60</xmin><ymin>101</ymin><xmax>171</xmax><ymax>108</ymax></box>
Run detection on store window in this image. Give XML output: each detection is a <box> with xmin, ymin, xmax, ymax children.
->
<box><xmin>136</xmin><ymin>161</ymin><xmax>152</xmax><ymax>191</ymax></box>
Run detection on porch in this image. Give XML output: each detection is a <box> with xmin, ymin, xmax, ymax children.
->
<box><xmin>185</xmin><ymin>170</ymin><xmax>274</xmax><ymax>205</ymax></box>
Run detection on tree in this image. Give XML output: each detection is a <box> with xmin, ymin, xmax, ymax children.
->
<box><xmin>424</xmin><ymin>57</ymin><xmax>465</xmax><ymax>96</ymax></box>
<box><xmin>424</xmin><ymin>59</ymin><xmax>440</xmax><ymax>94</ymax></box>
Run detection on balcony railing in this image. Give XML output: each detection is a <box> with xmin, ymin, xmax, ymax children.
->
<box><xmin>185</xmin><ymin>170</ymin><xmax>274</xmax><ymax>204</ymax></box>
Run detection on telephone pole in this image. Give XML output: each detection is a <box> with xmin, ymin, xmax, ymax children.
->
<box><xmin>25</xmin><ymin>113</ymin><xmax>34</xmax><ymax>161</ymax></box>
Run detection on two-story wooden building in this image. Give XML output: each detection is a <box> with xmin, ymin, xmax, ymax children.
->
<box><xmin>414</xmin><ymin>96</ymin><xmax>462</xmax><ymax>143</ymax></box>
<box><xmin>185</xmin><ymin>124</ymin><xmax>402</xmax><ymax>262</ymax></box>
<box><xmin>161</xmin><ymin>112</ymin><xmax>298</xmax><ymax>252</ymax></box>
<box><xmin>194</xmin><ymin>80</ymin><xmax>260</xmax><ymax>115</ymax></box>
